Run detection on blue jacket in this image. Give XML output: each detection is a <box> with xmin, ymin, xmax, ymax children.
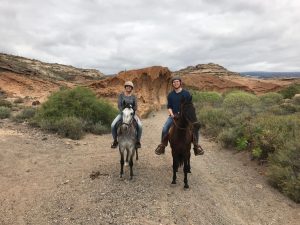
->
<box><xmin>167</xmin><ymin>89</ymin><xmax>191</xmax><ymax>114</ymax></box>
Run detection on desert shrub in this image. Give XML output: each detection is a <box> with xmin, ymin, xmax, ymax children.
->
<box><xmin>259</xmin><ymin>92</ymin><xmax>283</xmax><ymax>107</ymax></box>
<box><xmin>33</xmin><ymin>86</ymin><xmax>118</xmax><ymax>139</ymax></box>
<box><xmin>90</xmin><ymin>121</ymin><xmax>110</xmax><ymax>135</ymax></box>
<box><xmin>267</xmin><ymin>140</ymin><xmax>300</xmax><ymax>203</ymax></box>
<box><xmin>279</xmin><ymin>83</ymin><xmax>300</xmax><ymax>99</ymax></box>
<box><xmin>249</xmin><ymin>114</ymin><xmax>300</xmax><ymax>159</ymax></box>
<box><xmin>13</xmin><ymin>107</ymin><xmax>36</xmax><ymax>122</ymax></box>
<box><xmin>222</xmin><ymin>91</ymin><xmax>259</xmax><ymax>115</ymax></box>
<box><xmin>192</xmin><ymin>91</ymin><xmax>223</xmax><ymax>108</ymax></box>
<box><xmin>56</xmin><ymin>117</ymin><xmax>84</xmax><ymax>140</ymax></box>
<box><xmin>0</xmin><ymin>106</ymin><xmax>11</xmax><ymax>119</ymax></box>
<box><xmin>292</xmin><ymin>94</ymin><xmax>300</xmax><ymax>105</ymax></box>
<box><xmin>197</xmin><ymin>107</ymin><xmax>228</xmax><ymax>136</ymax></box>
<box><xmin>0</xmin><ymin>99</ymin><xmax>12</xmax><ymax>108</ymax></box>
<box><xmin>13</xmin><ymin>97</ymin><xmax>24</xmax><ymax>104</ymax></box>
<box><xmin>217</xmin><ymin>127</ymin><xmax>241</xmax><ymax>148</ymax></box>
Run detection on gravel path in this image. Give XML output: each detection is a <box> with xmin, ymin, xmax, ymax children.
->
<box><xmin>0</xmin><ymin>110</ymin><xmax>299</xmax><ymax>225</ymax></box>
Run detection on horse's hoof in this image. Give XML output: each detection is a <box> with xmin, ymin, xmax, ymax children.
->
<box><xmin>184</xmin><ymin>184</ymin><xmax>189</xmax><ymax>189</ymax></box>
<box><xmin>129</xmin><ymin>176</ymin><xmax>133</xmax><ymax>180</ymax></box>
<box><xmin>171</xmin><ymin>181</ymin><xmax>176</xmax><ymax>184</ymax></box>
<box><xmin>120</xmin><ymin>174</ymin><xmax>123</xmax><ymax>178</ymax></box>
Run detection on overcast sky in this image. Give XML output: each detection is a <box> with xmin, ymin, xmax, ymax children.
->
<box><xmin>0</xmin><ymin>0</ymin><xmax>299</xmax><ymax>74</ymax></box>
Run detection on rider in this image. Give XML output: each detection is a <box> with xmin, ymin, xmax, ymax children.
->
<box><xmin>154</xmin><ymin>76</ymin><xmax>204</xmax><ymax>156</ymax></box>
<box><xmin>111</xmin><ymin>81</ymin><xmax>142</xmax><ymax>149</ymax></box>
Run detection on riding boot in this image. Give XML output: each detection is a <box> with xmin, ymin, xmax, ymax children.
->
<box><xmin>136</xmin><ymin>141</ymin><xmax>141</xmax><ymax>148</ymax></box>
<box><xmin>111</xmin><ymin>139</ymin><xmax>118</xmax><ymax>148</ymax></box>
<box><xmin>192</xmin><ymin>129</ymin><xmax>204</xmax><ymax>156</ymax></box>
<box><xmin>155</xmin><ymin>135</ymin><xmax>168</xmax><ymax>155</ymax></box>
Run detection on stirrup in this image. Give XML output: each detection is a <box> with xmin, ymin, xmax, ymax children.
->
<box><xmin>194</xmin><ymin>144</ymin><xmax>204</xmax><ymax>156</ymax></box>
<box><xmin>155</xmin><ymin>144</ymin><xmax>165</xmax><ymax>155</ymax></box>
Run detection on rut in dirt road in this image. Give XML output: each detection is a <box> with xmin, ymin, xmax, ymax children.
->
<box><xmin>0</xmin><ymin>110</ymin><xmax>299</xmax><ymax>225</ymax></box>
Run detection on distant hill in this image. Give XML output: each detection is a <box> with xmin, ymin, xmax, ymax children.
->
<box><xmin>240</xmin><ymin>71</ymin><xmax>300</xmax><ymax>79</ymax></box>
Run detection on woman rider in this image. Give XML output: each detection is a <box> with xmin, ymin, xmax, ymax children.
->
<box><xmin>110</xmin><ymin>81</ymin><xmax>142</xmax><ymax>149</ymax></box>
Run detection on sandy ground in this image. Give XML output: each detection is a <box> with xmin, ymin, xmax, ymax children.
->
<box><xmin>0</xmin><ymin>110</ymin><xmax>299</xmax><ymax>225</ymax></box>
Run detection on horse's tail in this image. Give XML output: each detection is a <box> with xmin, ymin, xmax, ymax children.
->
<box><xmin>177</xmin><ymin>153</ymin><xmax>185</xmax><ymax>167</ymax></box>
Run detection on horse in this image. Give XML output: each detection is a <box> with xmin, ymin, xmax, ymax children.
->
<box><xmin>168</xmin><ymin>96</ymin><xmax>200</xmax><ymax>188</ymax></box>
<box><xmin>117</xmin><ymin>104</ymin><xmax>138</xmax><ymax>179</ymax></box>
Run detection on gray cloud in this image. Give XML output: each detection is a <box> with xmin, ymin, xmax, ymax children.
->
<box><xmin>0</xmin><ymin>0</ymin><xmax>299</xmax><ymax>74</ymax></box>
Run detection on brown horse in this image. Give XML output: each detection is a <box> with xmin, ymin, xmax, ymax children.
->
<box><xmin>169</xmin><ymin>96</ymin><xmax>200</xmax><ymax>188</ymax></box>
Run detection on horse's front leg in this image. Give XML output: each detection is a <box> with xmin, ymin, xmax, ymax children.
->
<box><xmin>120</xmin><ymin>149</ymin><xmax>124</xmax><ymax>178</ymax></box>
<box><xmin>183</xmin><ymin>159</ymin><xmax>189</xmax><ymax>189</ymax></box>
<box><xmin>172</xmin><ymin>157</ymin><xmax>177</xmax><ymax>184</ymax></box>
<box><xmin>129</xmin><ymin>148</ymin><xmax>135</xmax><ymax>180</ymax></box>
<box><xmin>135</xmin><ymin>148</ymin><xmax>138</xmax><ymax>161</ymax></box>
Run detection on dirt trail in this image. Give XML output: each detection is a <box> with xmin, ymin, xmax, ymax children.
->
<box><xmin>0</xmin><ymin>110</ymin><xmax>299</xmax><ymax>225</ymax></box>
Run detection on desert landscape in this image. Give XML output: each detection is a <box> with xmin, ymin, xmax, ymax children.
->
<box><xmin>0</xmin><ymin>53</ymin><xmax>300</xmax><ymax>224</ymax></box>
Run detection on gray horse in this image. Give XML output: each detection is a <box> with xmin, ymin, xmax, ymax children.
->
<box><xmin>118</xmin><ymin>105</ymin><xmax>138</xmax><ymax>179</ymax></box>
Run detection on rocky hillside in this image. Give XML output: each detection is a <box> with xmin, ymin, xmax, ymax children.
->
<box><xmin>0</xmin><ymin>53</ymin><xmax>104</xmax><ymax>82</ymax></box>
<box><xmin>173</xmin><ymin>63</ymin><xmax>298</xmax><ymax>94</ymax></box>
<box><xmin>1</xmin><ymin>53</ymin><xmax>299</xmax><ymax>117</ymax></box>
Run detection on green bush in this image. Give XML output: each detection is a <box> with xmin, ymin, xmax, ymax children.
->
<box><xmin>192</xmin><ymin>91</ymin><xmax>223</xmax><ymax>108</ymax></box>
<box><xmin>0</xmin><ymin>99</ymin><xmax>12</xmax><ymax>108</ymax></box>
<box><xmin>13</xmin><ymin>107</ymin><xmax>37</xmax><ymax>122</ymax></box>
<box><xmin>198</xmin><ymin>107</ymin><xmax>228</xmax><ymax>136</ymax></box>
<box><xmin>56</xmin><ymin>117</ymin><xmax>84</xmax><ymax>140</ymax></box>
<box><xmin>249</xmin><ymin>114</ymin><xmax>300</xmax><ymax>159</ymax></box>
<box><xmin>0</xmin><ymin>106</ymin><xmax>11</xmax><ymax>119</ymax></box>
<box><xmin>292</xmin><ymin>94</ymin><xmax>300</xmax><ymax>105</ymax></box>
<box><xmin>13</xmin><ymin>98</ymin><xmax>24</xmax><ymax>104</ymax></box>
<box><xmin>217</xmin><ymin>127</ymin><xmax>241</xmax><ymax>148</ymax></box>
<box><xmin>279</xmin><ymin>84</ymin><xmax>300</xmax><ymax>99</ymax></box>
<box><xmin>259</xmin><ymin>92</ymin><xmax>283</xmax><ymax>107</ymax></box>
<box><xmin>252</xmin><ymin>147</ymin><xmax>263</xmax><ymax>159</ymax></box>
<box><xmin>90</xmin><ymin>122</ymin><xmax>110</xmax><ymax>135</ymax></box>
<box><xmin>236</xmin><ymin>137</ymin><xmax>248</xmax><ymax>151</ymax></box>
<box><xmin>222</xmin><ymin>91</ymin><xmax>259</xmax><ymax>115</ymax></box>
<box><xmin>33</xmin><ymin>87</ymin><xmax>118</xmax><ymax>139</ymax></box>
<box><xmin>267</xmin><ymin>140</ymin><xmax>300</xmax><ymax>203</ymax></box>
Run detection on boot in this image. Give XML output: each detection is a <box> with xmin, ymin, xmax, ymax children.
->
<box><xmin>111</xmin><ymin>139</ymin><xmax>118</xmax><ymax>148</ymax></box>
<box><xmin>193</xmin><ymin>144</ymin><xmax>204</xmax><ymax>156</ymax></box>
<box><xmin>155</xmin><ymin>144</ymin><xmax>166</xmax><ymax>155</ymax></box>
<box><xmin>136</xmin><ymin>141</ymin><xmax>141</xmax><ymax>149</ymax></box>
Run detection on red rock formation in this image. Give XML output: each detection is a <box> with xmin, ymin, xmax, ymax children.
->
<box><xmin>89</xmin><ymin>66</ymin><xmax>172</xmax><ymax>117</ymax></box>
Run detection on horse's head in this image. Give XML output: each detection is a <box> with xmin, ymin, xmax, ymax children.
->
<box><xmin>121</xmin><ymin>106</ymin><xmax>134</xmax><ymax>128</ymax></box>
<box><xmin>180</xmin><ymin>96</ymin><xmax>199</xmax><ymax>128</ymax></box>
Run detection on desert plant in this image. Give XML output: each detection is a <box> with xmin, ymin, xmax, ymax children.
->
<box><xmin>259</xmin><ymin>92</ymin><xmax>283</xmax><ymax>107</ymax></box>
<box><xmin>192</xmin><ymin>91</ymin><xmax>223</xmax><ymax>108</ymax></box>
<box><xmin>13</xmin><ymin>97</ymin><xmax>24</xmax><ymax>104</ymax></box>
<box><xmin>236</xmin><ymin>137</ymin><xmax>248</xmax><ymax>151</ymax></box>
<box><xmin>33</xmin><ymin>86</ymin><xmax>117</xmax><ymax>139</ymax></box>
<box><xmin>0</xmin><ymin>99</ymin><xmax>12</xmax><ymax>108</ymax></box>
<box><xmin>13</xmin><ymin>107</ymin><xmax>37</xmax><ymax>122</ymax></box>
<box><xmin>267</xmin><ymin>140</ymin><xmax>300</xmax><ymax>203</ymax></box>
<box><xmin>279</xmin><ymin>83</ymin><xmax>300</xmax><ymax>99</ymax></box>
<box><xmin>0</xmin><ymin>106</ymin><xmax>11</xmax><ymax>119</ymax></box>
<box><xmin>56</xmin><ymin>117</ymin><xmax>84</xmax><ymax>140</ymax></box>
<box><xmin>222</xmin><ymin>91</ymin><xmax>259</xmax><ymax>115</ymax></box>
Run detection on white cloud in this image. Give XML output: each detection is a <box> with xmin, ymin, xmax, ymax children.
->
<box><xmin>0</xmin><ymin>0</ymin><xmax>299</xmax><ymax>74</ymax></box>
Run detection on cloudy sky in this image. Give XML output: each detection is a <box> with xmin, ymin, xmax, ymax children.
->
<box><xmin>0</xmin><ymin>0</ymin><xmax>299</xmax><ymax>74</ymax></box>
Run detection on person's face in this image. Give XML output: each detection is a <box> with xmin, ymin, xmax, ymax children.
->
<box><xmin>172</xmin><ymin>80</ymin><xmax>181</xmax><ymax>89</ymax></box>
<box><xmin>125</xmin><ymin>85</ymin><xmax>133</xmax><ymax>92</ymax></box>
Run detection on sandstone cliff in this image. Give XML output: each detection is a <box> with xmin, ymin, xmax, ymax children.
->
<box><xmin>89</xmin><ymin>66</ymin><xmax>172</xmax><ymax>117</ymax></box>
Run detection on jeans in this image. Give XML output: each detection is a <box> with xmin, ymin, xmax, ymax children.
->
<box><xmin>161</xmin><ymin>116</ymin><xmax>200</xmax><ymax>145</ymax></box>
<box><xmin>111</xmin><ymin>113</ymin><xmax>142</xmax><ymax>141</ymax></box>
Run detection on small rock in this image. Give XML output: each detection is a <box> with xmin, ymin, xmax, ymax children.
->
<box><xmin>255</xmin><ymin>184</ymin><xmax>263</xmax><ymax>189</ymax></box>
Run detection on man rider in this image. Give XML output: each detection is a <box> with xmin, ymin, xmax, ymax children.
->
<box><xmin>154</xmin><ymin>76</ymin><xmax>204</xmax><ymax>156</ymax></box>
